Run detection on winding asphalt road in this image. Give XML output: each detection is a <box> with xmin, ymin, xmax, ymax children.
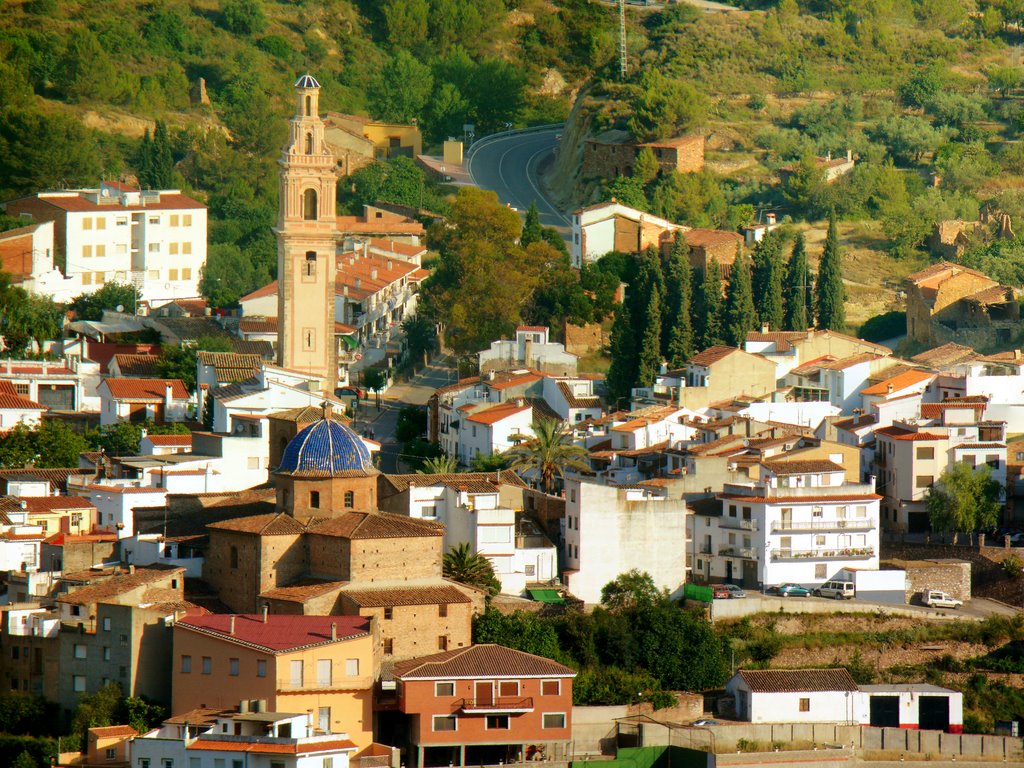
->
<box><xmin>466</xmin><ymin>128</ymin><xmax>571</xmax><ymax>235</ymax></box>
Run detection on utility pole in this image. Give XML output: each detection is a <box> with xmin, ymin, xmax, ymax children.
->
<box><xmin>618</xmin><ymin>0</ymin><xmax>627</xmax><ymax>80</ymax></box>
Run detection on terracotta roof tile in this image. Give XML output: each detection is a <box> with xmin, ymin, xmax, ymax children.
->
<box><xmin>11</xmin><ymin>190</ymin><xmax>205</xmax><ymax>213</ymax></box>
<box><xmin>110</xmin><ymin>354</ymin><xmax>160</xmax><ymax>376</ymax></box>
<box><xmin>393</xmin><ymin>644</ymin><xmax>576</xmax><ymax>679</ymax></box>
<box><xmin>176</xmin><ymin>613</ymin><xmax>370</xmax><ymax>653</ymax></box>
<box><xmin>260</xmin><ymin>579</ymin><xmax>347</xmax><ymax>603</ymax></box>
<box><xmin>145</xmin><ymin>434</ymin><xmax>193</xmax><ymax>446</ymax></box>
<box><xmin>817</xmin><ymin>353</ymin><xmax>883</xmax><ymax>371</ymax></box>
<box><xmin>90</xmin><ymin>725</ymin><xmax>138</xmax><ymax>738</ymax></box>
<box><xmin>465</xmin><ymin>401</ymin><xmax>531</xmax><ymax>426</ymax></box>
<box><xmin>762</xmin><ymin>459</ymin><xmax>845</xmax><ymax>475</ymax></box>
<box><xmin>21</xmin><ymin>496</ymin><xmax>94</xmax><ymax>512</ymax></box>
<box><xmin>102</xmin><ymin>378</ymin><xmax>189</xmax><ymax>401</ymax></box>
<box><xmin>239</xmin><ymin>316</ymin><xmax>278</xmax><ymax>333</ymax></box>
<box><xmin>911</xmin><ymin>343</ymin><xmax>978</xmax><ymax>369</ymax></box>
<box><xmin>187</xmin><ymin>738</ymin><xmax>358</xmax><ymax>754</ymax></box>
<box><xmin>737</xmin><ymin>668</ymin><xmax>857</xmax><ymax>693</ymax></box>
<box><xmin>381</xmin><ymin>470</ymin><xmax>525</xmax><ymax>494</ymax></box>
<box><xmin>341</xmin><ymin>584</ymin><xmax>472</xmax><ymax>607</ymax></box>
<box><xmin>207</xmin><ymin>513</ymin><xmax>306</xmax><ymax>536</ymax></box>
<box><xmin>861</xmin><ymin>369</ymin><xmax>934</xmax><ymax>397</ymax></box>
<box><xmin>0</xmin><ymin>393</ymin><xmax>45</xmax><ymax>410</ymax></box>
<box><xmin>58</xmin><ymin>565</ymin><xmax>184</xmax><ymax>606</ymax></box>
<box><xmin>306</xmin><ymin>512</ymin><xmax>443</xmax><ymax>539</ymax></box>
<box><xmin>688</xmin><ymin>346</ymin><xmax>740</xmax><ymax>367</ymax></box>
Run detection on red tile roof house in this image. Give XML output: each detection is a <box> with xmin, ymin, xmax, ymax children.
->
<box><xmin>97</xmin><ymin>378</ymin><xmax>191</xmax><ymax>426</ymax></box>
<box><xmin>0</xmin><ymin>380</ymin><xmax>47</xmax><ymax>431</ymax></box>
<box><xmin>391</xmin><ymin>644</ymin><xmax>576</xmax><ymax>768</ymax></box>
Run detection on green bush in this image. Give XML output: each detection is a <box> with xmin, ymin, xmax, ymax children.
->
<box><xmin>859</xmin><ymin>311</ymin><xmax>906</xmax><ymax>342</ymax></box>
<box><xmin>1002</xmin><ymin>554</ymin><xmax>1023</xmax><ymax>578</ymax></box>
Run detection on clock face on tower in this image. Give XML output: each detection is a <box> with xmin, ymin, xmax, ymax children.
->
<box><xmin>275</xmin><ymin>76</ymin><xmax>339</xmax><ymax>392</ymax></box>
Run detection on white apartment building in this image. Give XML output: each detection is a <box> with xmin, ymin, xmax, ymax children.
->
<box><xmin>563</xmin><ymin>477</ymin><xmax>690</xmax><ymax>604</ymax></box>
<box><xmin>478</xmin><ymin>326</ymin><xmax>579</xmax><ymax>376</ymax></box>
<box><xmin>692</xmin><ymin>459</ymin><xmax>881</xmax><ymax>589</ymax></box>
<box><xmin>4</xmin><ymin>183</ymin><xmax>207</xmax><ymax>303</ymax></box>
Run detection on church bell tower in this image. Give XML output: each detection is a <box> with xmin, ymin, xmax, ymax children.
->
<box><xmin>275</xmin><ymin>74</ymin><xmax>338</xmax><ymax>391</ymax></box>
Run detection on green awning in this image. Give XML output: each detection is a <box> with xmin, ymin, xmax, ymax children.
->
<box><xmin>529</xmin><ymin>589</ymin><xmax>565</xmax><ymax>605</ymax></box>
<box><xmin>341</xmin><ymin>335</ymin><xmax>359</xmax><ymax>350</ymax></box>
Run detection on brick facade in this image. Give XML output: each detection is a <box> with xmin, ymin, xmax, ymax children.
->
<box><xmin>204</xmin><ymin>527</ymin><xmax>307</xmax><ymax>613</ymax></box>
<box><xmin>337</xmin><ymin>598</ymin><xmax>477</xmax><ymax>660</ymax></box>
<box><xmin>582</xmin><ymin>135</ymin><xmax>704</xmax><ymax>180</ymax></box>
<box><xmin>278</xmin><ymin>473</ymin><xmax>380</xmax><ymax>521</ymax></box>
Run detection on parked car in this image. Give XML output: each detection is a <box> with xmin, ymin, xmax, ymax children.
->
<box><xmin>691</xmin><ymin>719</ymin><xmax>720</xmax><ymax>726</ymax></box>
<box><xmin>711</xmin><ymin>585</ymin><xmax>731</xmax><ymax>599</ymax></box>
<box><xmin>923</xmin><ymin>590</ymin><xmax>963</xmax><ymax>609</ymax></box>
<box><xmin>814</xmin><ymin>580</ymin><xmax>855</xmax><ymax>600</ymax></box>
<box><xmin>723</xmin><ymin>584</ymin><xmax>747</xmax><ymax>598</ymax></box>
<box><xmin>770</xmin><ymin>583</ymin><xmax>811</xmax><ymax>598</ymax></box>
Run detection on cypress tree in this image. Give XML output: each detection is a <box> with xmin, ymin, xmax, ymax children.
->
<box><xmin>637</xmin><ymin>287</ymin><xmax>662</xmax><ymax>388</ymax></box>
<box><xmin>723</xmin><ymin>249</ymin><xmax>757</xmax><ymax>347</ymax></box>
<box><xmin>697</xmin><ymin>258</ymin><xmax>724</xmax><ymax>349</ymax></box>
<box><xmin>138</xmin><ymin>129</ymin><xmax>153</xmax><ymax>189</ymax></box>
<box><xmin>663</xmin><ymin>234</ymin><xmax>694</xmax><ymax>367</ymax></box>
<box><xmin>520</xmin><ymin>201</ymin><xmax>543</xmax><ymax>247</ymax></box>
<box><xmin>752</xmin><ymin>232</ymin><xmax>784</xmax><ymax>331</ymax></box>
<box><xmin>784</xmin><ymin>232</ymin><xmax>811</xmax><ymax>330</ymax></box>
<box><xmin>816</xmin><ymin>213</ymin><xmax>846</xmax><ymax>331</ymax></box>
<box><xmin>152</xmin><ymin>120</ymin><xmax>174</xmax><ymax>188</ymax></box>
<box><xmin>607</xmin><ymin>301</ymin><xmax>639</xmax><ymax>406</ymax></box>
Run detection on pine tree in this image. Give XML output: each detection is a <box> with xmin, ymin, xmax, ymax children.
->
<box><xmin>520</xmin><ymin>201</ymin><xmax>543</xmax><ymax>247</ymax></box>
<box><xmin>816</xmin><ymin>213</ymin><xmax>846</xmax><ymax>331</ymax></box>
<box><xmin>151</xmin><ymin>120</ymin><xmax>174</xmax><ymax>188</ymax></box>
<box><xmin>723</xmin><ymin>248</ymin><xmax>757</xmax><ymax>346</ymax></box>
<box><xmin>663</xmin><ymin>234</ymin><xmax>694</xmax><ymax>367</ymax></box>
<box><xmin>784</xmin><ymin>232</ymin><xmax>811</xmax><ymax>330</ymax></box>
<box><xmin>637</xmin><ymin>286</ymin><xmax>662</xmax><ymax>387</ymax></box>
<box><xmin>606</xmin><ymin>301</ymin><xmax>639</xmax><ymax>406</ymax></box>
<box><xmin>697</xmin><ymin>258</ymin><xmax>724</xmax><ymax>349</ymax></box>
<box><xmin>752</xmin><ymin>232</ymin><xmax>784</xmax><ymax>331</ymax></box>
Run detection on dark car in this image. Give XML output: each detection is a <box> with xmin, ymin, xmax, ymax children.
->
<box><xmin>771</xmin><ymin>583</ymin><xmax>811</xmax><ymax>598</ymax></box>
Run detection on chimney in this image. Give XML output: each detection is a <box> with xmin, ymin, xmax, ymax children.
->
<box><xmin>886</xmin><ymin>384</ymin><xmax>894</xmax><ymax>394</ymax></box>
<box><xmin>846</xmin><ymin>148</ymin><xmax>853</xmax><ymax>162</ymax></box>
<box><xmin>387</xmin><ymin>259</ymin><xmax>393</xmax><ymax>270</ymax></box>
<box><xmin>331</xmin><ymin>622</ymin><xmax>337</xmax><ymax>641</ymax></box>
<box><xmin>239</xmin><ymin>699</ymin><xmax>250</xmax><ymax>714</ymax></box>
<box><xmin>1016</xmin><ymin>349</ymin><xmax>1022</xmax><ymax>361</ymax></box>
<box><xmin>256</xmin><ymin>699</ymin><xmax>267</xmax><ymax>713</ymax></box>
<box><xmin>760</xmin><ymin>322</ymin><xmax>769</xmax><ymax>334</ymax></box>
<box><xmin>140</xmin><ymin>427</ymin><xmax>148</xmax><ymax>440</ymax></box>
<box><xmin>229</xmin><ymin>615</ymin><xmax>236</xmax><ymax>635</ymax></box>
<box><xmin>128</xmin><ymin>564</ymin><xmax>135</xmax><ymax>575</ymax></box>
<box><xmin>853</xmin><ymin>408</ymin><xmax>862</xmax><ymax>425</ymax></box>
<box><xmin>165</xmin><ymin>382</ymin><xmax>174</xmax><ymax>407</ymax></box>
<box><xmin>322</xmin><ymin>399</ymin><xmax>334</xmax><ymax>421</ymax></box>
<box><xmin>41</xmin><ymin>361</ymin><xmax>47</xmax><ymax>374</ymax></box>
<box><xmin>371</xmin><ymin>269</ymin><xmax>378</xmax><ymax>280</ymax></box>
<box><xmin>261</xmin><ymin>604</ymin><xmax>268</xmax><ymax>623</ymax></box>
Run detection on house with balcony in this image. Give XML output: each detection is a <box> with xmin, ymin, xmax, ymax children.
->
<box><xmin>690</xmin><ymin>458</ymin><xmax>881</xmax><ymax>589</ymax></box>
<box><xmin>391</xmin><ymin>644</ymin><xmax>575</xmax><ymax>768</ymax></box>
<box><xmin>172</xmin><ymin>613</ymin><xmax>377</xmax><ymax>748</ymax></box>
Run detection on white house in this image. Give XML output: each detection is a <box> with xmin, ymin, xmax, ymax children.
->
<box><xmin>563</xmin><ymin>477</ymin><xmax>690</xmax><ymax>604</ymax></box>
<box><xmin>132</xmin><ymin>709</ymin><xmax>358</xmax><ymax>768</ymax></box>
<box><xmin>139</xmin><ymin>432</ymin><xmax>192</xmax><ymax>455</ymax></box>
<box><xmin>0</xmin><ymin>387</ymin><xmax>46</xmax><ymax>431</ymax></box>
<box><xmin>4</xmin><ymin>183</ymin><xmax>208</xmax><ymax>303</ymax></box>
<box><xmin>570</xmin><ymin>201</ymin><xmax>687</xmax><ymax>268</ymax></box>
<box><xmin>0</xmin><ymin>358</ymin><xmax>89</xmax><ymax>412</ymax></box>
<box><xmin>478</xmin><ymin>326</ymin><xmax>579</xmax><ymax>376</ymax></box>
<box><xmin>124</xmin><ymin>533</ymin><xmax>204</xmax><ymax>578</ymax></box>
<box><xmin>456</xmin><ymin>400</ymin><xmax>534</xmax><ymax>465</ymax></box>
<box><xmin>69</xmin><ymin>483</ymin><xmax>167</xmax><ymax>539</ymax></box>
<box><xmin>0</xmin><ymin>512</ymin><xmax>46</xmax><ymax>572</ymax></box>
<box><xmin>97</xmin><ymin>378</ymin><xmax>191</xmax><ymax>426</ymax></box>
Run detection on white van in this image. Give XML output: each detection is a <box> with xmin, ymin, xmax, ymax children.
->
<box><xmin>815</xmin><ymin>580</ymin><xmax>855</xmax><ymax>600</ymax></box>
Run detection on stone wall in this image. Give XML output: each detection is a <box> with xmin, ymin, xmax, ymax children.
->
<box><xmin>204</xmin><ymin>529</ymin><xmax>306</xmax><ymax>613</ymax></box>
<box><xmin>882</xmin><ymin>558</ymin><xmax>972</xmax><ymax>603</ymax></box>
<box><xmin>564</xmin><ymin>323</ymin><xmax>608</xmax><ymax>357</ymax></box>
<box><xmin>524</xmin><ymin>489</ymin><xmax>566</xmax><ymax>543</ymax></box>
<box><xmin>340</xmin><ymin>599</ymin><xmax>475</xmax><ymax>661</ymax></box>
<box><xmin>349</xmin><ymin>536</ymin><xmax>442</xmax><ymax>582</ymax></box>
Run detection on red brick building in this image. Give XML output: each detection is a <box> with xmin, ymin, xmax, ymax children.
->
<box><xmin>391</xmin><ymin>644</ymin><xmax>575</xmax><ymax>768</ymax></box>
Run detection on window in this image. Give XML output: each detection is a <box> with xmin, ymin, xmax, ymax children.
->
<box><xmin>438</xmin><ymin>635</ymin><xmax>448</xmax><ymax>651</ymax></box>
<box><xmin>439</xmin><ymin>603</ymin><xmax>448</xmax><ymax>618</ymax></box>
<box><xmin>148</xmin><ymin>243</ymin><xmax>160</xmax><ymax>253</ymax></box>
<box><xmin>383</xmin><ymin>607</ymin><xmax>393</xmax><ymax>620</ymax></box>
<box><xmin>498</xmin><ymin>681</ymin><xmax>519</xmax><ymax>697</ymax></box>
<box><xmin>83</xmin><ymin>245</ymin><xmax>92</xmax><ymax>258</ymax></box>
<box><xmin>182</xmin><ymin>242</ymin><xmax>192</xmax><ymax>254</ymax></box>
<box><xmin>317</xmin><ymin>659</ymin><xmax>332</xmax><ymax>686</ymax></box>
<box><xmin>799</xmin><ymin>698</ymin><xmax>810</xmax><ymax>712</ymax></box>
<box><xmin>96</xmin><ymin>218</ymin><xmax>106</xmax><ymax>230</ymax></box>
<box><xmin>71</xmin><ymin>606</ymin><xmax>81</xmax><ymax>617</ymax></box>
<box><xmin>486</xmin><ymin>715</ymin><xmax>510</xmax><ymax>730</ymax></box>
<box><xmin>435</xmin><ymin>682</ymin><xmax>455</xmax><ymax>696</ymax></box>
<box><xmin>987</xmin><ymin>454</ymin><xmax>1001</xmax><ymax>469</ymax></box>
<box><xmin>73</xmin><ymin>675</ymin><xmax>86</xmax><ymax>692</ymax></box>
<box><xmin>94</xmin><ymin>272</ymin><xmax>105</xmax><ymax>285</ymax></box>
<box><xmin>383</xmin><ymin>638</ymin><xmax>393</xmax><ymax>655</ymax></box>
<box><xmin>170</xmin><ymin>215</ymin><xmax>179</xmax><ymax>227</ymax></box>
<box><xmin>201</xmin><ymin>656</ymin><xmax>212</xmax><ymax>674</ymax></box>
<box><xmin>116</xmin><ymin>243</ymin><xmax>127</xmax><ymax>255</ymax></box>
<box><xmin>119</xmin><ymin>634</ymin><xmax>128</xmax><ymax>647</ymax></box>
<box><xmin>305</xmin><ymin>133</ymin><xmax>314</xmax><ymax>154</ymax></box>
<box><xmin>309</xmin><ymin>490</ymin><xmax>321</xmax><ymax>509</ymax></box>
<box><xmin>120</xmin><ymin>666</ymin><xmax>127</xmax><ymax>678</ymax></box>
<box><xmin>148</xmin><ymin>270</ymin><xmax>159</xmax><ymax>279</ymax></box>
<box><xmin>229</xmin><ymin>658</ymin><xmax>239</xmax><ymax>676</ymax></box>
<box><xmin>149</xmin><ymin>215</ymin><xmax>160</xmax><ymax>225</ymax></box>
<box><xmin>107</xmin><ymin>748</ymin><xmax>117</xmax><ymax>759</ymax></box>
<box><xmin>323</xmin><ymin>759</ymin><xmax>334</xmax><ymax>768</ymax></box>
<box><xmin>541</xmin><ymin>679</ymin><xmax>560</xmax><ymax>696</ymax></box>
<box><xmin>83</xmin><ymin>217</ymin><xmax>93</xmax><ymax>231</ymax></box>
<box><xmin>103</xmin><ymin>647</ymin><xmax>111</xmax><ymax>661</ymax></box>
<box><xmin>256</xmin><ymin>659</ymin><xmax>266</xmax><ymax>678</ymax></box>
<box><xmin>183</xmin><ymin>214</ymin><xmax>192</xmax><ymax>226</ymax></box>
<box><xmin>74</xmin><ymin>644</ymin><xmax>86</xmax><ymax>659</ymax></box>
<box><xmin>305</xmin><ymin>250</ymin><xmax>317</xmax><ymax>278</ymax></box>
<box><xmin>812</xmin><ymin>506</ymin><xmax>823</xmax><ymax>517</ymax></box>
<box><xmin>81</xmin><ymin>272</ymin><xmax>92</xmax><ymax>286</ymax></box>
<box><xmin>303</xmin><ymin>189</ymin><xmax>318</xmax><ymax>220</ymax></box>
<box><xmin>542</xmin><ymin>713</ymin><xmax>566</xmax><ymax>728</ymax></box>
<box><xmin>815</xmin><ymin>535</ymin><xmax>825</xmax><ymax>546</ymax></box>
<box><xmin>162</xmin><ymin>760</ymin><xmax>174</xmax><ymax>768</ymax></box>
<box><xmin>169</xmin><ymin>269</ymin><xmax>179</xmax><ymax>281</ymax></box>
<box><xmin>169</xmin><ymin>242</ymin><xmax>179</xmax><ymax>255</ymax></box>
<box><xmin>182</xmin><ymin>268</ymin><xmax>191</xmax><ymax>280</ymax></box>
<box><xmin>345</xmin><ymin>658</ymin><xmax>359</xmax><ymax>676</ymax></box>
<box><xmin>319</xmin><ymin>707</ymin><xmax>331</xmax><ymax>733</ymax></box>
<box><xmin>344</xmin><ymin>491</ymin><xmax>354</xmax><ymax>508</ymax></box>
<box><xmin>116</xmin><ymin>217</ymin><xmax>127</xmax><ymax>226</ymax></box>
<box><xmin>915</xmin><ymin>475</ymin><xmax>934</xmax><ymax>489</ymax></box>
<box><xmin>96</xmin><ymin>244</ymin><xmax>106</xmax><ymax>257</ymax></box>
<box><xmin>916</xmin><ymin>446</ymin><xmax>934</xmax><ymax>460</ymax></box>
<box><xmin>433</xmin><ymin>715</ymin><xmax>457</xmax><ymax>732</ymax></box>
<box><xmin>247</xmin><ymin>456</ymin><xmax>260</xmax><ymax>470</ymax></box>
<box><xmin>729</xmin><ymin>505</ymin><xmax>737</xmax><ymax>517</ymax></box>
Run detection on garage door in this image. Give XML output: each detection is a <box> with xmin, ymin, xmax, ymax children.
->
<box><xmin>870</xmin><ymin>695</ymin><xmax>900</xmax><ymax>728</ymax></box>
<box><xmin>37</xmin><ymin>384</ymin><xmax>75</xmax><ymax>410</ymax></box>
<box><xmin>919</xmin><ymin>696</ymin><xmax>950</xmax><ymax>732</ymax></box>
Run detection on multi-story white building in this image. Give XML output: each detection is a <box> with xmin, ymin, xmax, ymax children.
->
<box><xmin>478</xmin><ymin>326</ymin><xmax>579</xmax><ymax>376</ymax></box>
<box><xmin>692</xmin><ymin>458</ymin><xmax>881</xmax><ymax>589</ymax></box>
<box><xmin>563</xmin><ymin>477</ymin><xmax>690</xmax><ymax>604</ymax></box>
<box><xmin>4</xmin><ymin>182</ymin><xmax>207</xmax><ymax>303</ymax></box>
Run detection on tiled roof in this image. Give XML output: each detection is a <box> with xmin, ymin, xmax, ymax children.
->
<box><xmin>102</xmin><ymin>378</ymin><xmax>189</xmax><ymax>401</ymax></box>
<box><xmin>688</xmin><ymin>346</ymin><xmax>740</xmax><ymax>367</ymax></box>
<box><xmin>367</xmin><ymin>237</ymin><xmax>426</xmax><ymax>258</ymax></box>
<box><xmin>307</xmin><ymin>512</ymin><xmax>443</xmax><ymax>539</ymax></box>
<box><xmin>830</xmin><ymin>414</ymin><xmax>878</xmax><ymax>431</ymax></box>
<box><xmin>336</xmin><ymin>215</ymin><xmax>424</xmax><ymax>236</ymax></box>
<box><xmin>435</xmin><ymin>376</ymin><xmax>481</xmax><ymax>396</ymax></box>
<box><xmin>683</xmin><ymin>228</ymin><xmax>744</xmax><ymax>248</ymax></box>
<box><xmin>954</xmin><ymin>443</ymin><xmax>1006</xmax><ymax>450</ymax></box>
<box><xmin>762</xmin><ymin>459</ymin><xmax>845</xmax><ymax>475</ymax></box>
<box><xmin>187</xmin><ymin>738</ymin><xmax>358</xmax><ymax>755</ymax></box>
<box><xmin>380</xmin><ymin>470</ymin><xmax>525</xmax><ymax>494</ymax></box>
<box><xmin>745</xmin><ymin>330</ymin><xmax>807</xmax><ymax>353</ymax></box>
<box><xmin>110</xmin><ymin>354</ymin><xmax>160</xmax><ymax>376</ymax></box>
<box><xmin>817</xmin><ymin>353</ymin><xmax>883</xmax><ymax>371</ymax></box>
<box><xmin>176</xmin><ymin>614</ymin><xmax>370</xmax><ymax>653</ymax></box>
<box><xmin>239</xmin><ymin>316</ymin><xmax>278</xmax><ymax>333</ymax></box>
<box><xmin>145</xmin><ymin>434</ymin><xmax>193</xmax><ymax>446</ymax></box>
<box><xmin>905</xmin><ymin>261</ymin><xmax>991</xmax><ymax>285</ymax></box>
<box><xmin>58</xmin><ymin>565</ymin><xmax>185</xmax><ymax>606</ymax></box>
<box><xmin>0</xmin><ymin>468</ymin><xmax>91</xmax><ymax>492</ymax></box>
<box><xmin>21</xmin><ymin>496</ymin><xmax>94</xmax><ymax>512</ymax></box>
<box><xmin>393</xmin><ymin>644</ymin><xmax>576</xmax><ymax>680</ymax></box>
<box><xmin>720</xmin><ymin>492</ymin><xmax>881</xmax><ymax>503</ymax></box>
<box><xmin>278</xmin><ymin>416</ymin><xmax>374</xmax><ymax>476</ymax></box>
<box><xmin>875</xmin><ymin>426</ymin><xmax>947</xmax><ymax>441</ymax></box>
<box><xmin>341</xmin><ymin>584</ymin><xmax>472</xmax><ymax>607</ymax></box>
<box><xmin>196</xmin><ymin>352</ymin><xmax>262</xmax><ymax>382</ymax></box>
<box><xmin>860</xmin><ymin>369</ymin><xmax>934</xmax><ymax>397</ymax></box>
<box><xmin>737</xmin><ymin>668</ymin><xmax>857</xmax><ymax>693</ymax></box>
<box><xmin>557</xmin><ymin>381</ymin><xmax>601</xmax><ymax>409</ymax></box>
<box><xmin>487</xmin><ymin>371</ymin><xmax>543</xmax><ymax>391</ymax></box>
<box><xmin>207</xmin><ymin>513</ymin><xmax>306</xmax><ymax>536</ymax></box>
<box><xmin>11</xmin><ymin>190</ymin><xmax>205</xmax><ymax>212</ymax></box>
<box><xmin>0</xmin><ymin>393</ymin><xmax>45</xmax><ymax>410</ymax></box>
<box><xmin>465</xmin><ymin>401</ymin><xmax>531</xmax><ymax>426</ymax></box>
<box><xmin>965</xmin><ymin>285</ymin><xmax>1015</xmax><ymax>305</ymax></box>
<box><xmin>90</xmin><ymin>725</ymin><xmax>138</xmax><ymax>738</ymax></box>
<box><xmin>260</xmin><ymin>579</ymin><xmax>347</xmax><ymax>603</ymax></box>
<box><xmin>911</xmin><ymin>343</ymin><xmax>978</xmax><ymax>369</ymax></box>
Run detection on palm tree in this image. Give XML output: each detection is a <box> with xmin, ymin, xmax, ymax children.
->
<box><xmin>418</xmin><ymin>454</ymin><xmax>460</xmax><ymax>474</ymax></box>
<box><xmin>443</xmin><ymin>543</ymin><xmax>501</xmax><ymax>595</ymax></box>
<box><xmin>504</xmin><ymin>418</ymin><xmax>590</xmax><ymax>494</ymax></box>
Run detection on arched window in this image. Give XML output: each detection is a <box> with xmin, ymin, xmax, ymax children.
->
<box><xmin>344</xmin><ymin>490</ymin><xmax>355</xmax><ymax>509</ymax></box>
<box><xmin>305</xmin><ymin>250</ymin><xmax>317</xmax><ymax>277</ymax></box>
<box><xmin>305</xmin><ymin>95</ymin><xmax>312</xmax><ymax>116</ymax></box>
<box><xmin>305</xmin><ymin>132</ymin><xmax>313</xmax><ymax>154</ymax></box>
<box><xmin>302</xmin><ymin>189</ymin><xmax>318</xmax><ymax>220</ymax></box>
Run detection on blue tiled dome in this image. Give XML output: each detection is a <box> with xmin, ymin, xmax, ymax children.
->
<box><xmin>279</xmin><ymin>416</ymin><xmax>372</xmax><ymax>475</ymax></box>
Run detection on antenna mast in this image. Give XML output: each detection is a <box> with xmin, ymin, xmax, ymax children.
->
<box><xmin>618</xmin><ymin>0</ymin><xmax>627</xmax><ymax>80</ymax></box>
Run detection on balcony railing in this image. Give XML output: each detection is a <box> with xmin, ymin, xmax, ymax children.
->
<box><xmin>718</xmin><ymin>546</ymin><xmax>756</xmax><ymax>559</ymax></box>
<box><xmin>720</xmin><ymin>518</ymin><xmax>757</xmax><ymax>531</ymax></box>
<box><xmin>770</xmin><ymin>547</ymin><xmax>875</xmax><ymax>562</ymax></box>
<box><xmin>277</xmin><ymin>675</ymin><xmax>372</xmax><ymax>692</ymax></box>
<box><xmin>771</xmin><ymin>519</ymin><xmax>874</xmax><ymax>532</ymax></box>
<box><xmin>699</xmin><ymin>545</ymin><xmax>713</xmax><ymax>555</ymax></box>
<box><xmin>457</xmin><ymin>697</ymin><xmax>534</xmax><ymax>713</ymax></box>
